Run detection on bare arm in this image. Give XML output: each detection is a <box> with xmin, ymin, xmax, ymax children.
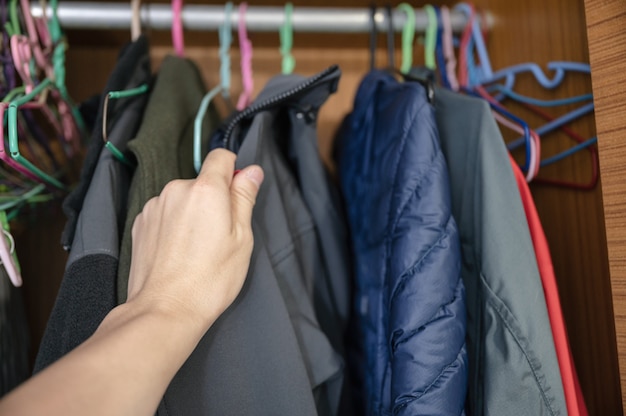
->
<box><xmin>0</xmin><ymin>149</ymin><xmax>264</xmax><ymax>416</ymax></box>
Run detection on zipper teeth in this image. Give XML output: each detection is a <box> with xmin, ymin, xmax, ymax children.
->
<box><xmin>223</xmin><ymin>65</ymin><xmax>339</xmax><ymax>149</ymax></box>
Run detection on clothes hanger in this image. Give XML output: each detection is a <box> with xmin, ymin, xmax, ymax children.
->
<box><xmin>488</xmin><ymin>85</ymin><xmax>593</xmax><ymax>107</ymax></box>
<box><xmin>455</xmin><ymin>2</ymin><xmax>588</xmax><ymax>94</ymax></box>
<box><xmin>0</xmin><ymin>210</ymin><xmax>21</xmax><ymax>287</ymax></box>
<box><xmin>7</xmin><ymin>32</ymin><xmax>79</xmax><ymax>168</ymax></box>
<box><xmin>49</xmin><ymin>0</ymin><xmax>86</xmax><ymax>136</ymax></box>
<box><xmin>131</xmin><ymin>0</ymin><xmax>141</xmax><ymax>41</ymax></box>
<box><xmin>384</xmin><ymin>4</ymin><xmax>394</xmax><ymax>68</ymax></box>
<box><xmin>19</xmin><ymin>0</ymin><xmax>48</xmax><ymax>72</ymax></box>
<box><xmin>459</xmin><ymin>24</ymin><xmax>538</xmax><ymax>176</ymax></box>
<box><xmin>7</xmin><ymin>80</ymin><xmax>67</xmax><ymax>189</ymax></box>
<box><xmin>457</xmin><ymin>3</ymin><xmax>596</xmax><ymax>183</ymax></box>
<box><xmin>457</xmin><ymin>9</ymin><xmax>540</xmax><ymax>180</ymax></box>
<box><xmin>102</xmin><ymin>84</ymin><xmax>149</xmax><ymax>167</ymax></box>
<box><xmin>236</xmin><ymin>2</ymin><xmax>253</xmax><ymax>111</ymax></box>
<box><xmin>440</xmin><ymin>6</ymin><xmax>459</xmax><ymax>91</ymax></box>
<box><xmin>434</xmin><ymin>6</ymin><xmax>449</xmax><ymax>88</ymax></box>
<box><xmin>520</xmin><ymin>102</ymin><xmax>598</xmax><ymax>190</ymax></box>
<box><xmin>507</xmin><ymin>102</ymin><xmax>595</xmax><ymax>150</ymax></box>
<box><xmin>193</xmin><ymin>2</ymin><xmax>233</xmax><ymax>174</ymax></box>
<box><xmin>280</xmin><ymin>3</ymin><xmax>294</xmax><ymax>75</ymax></box>
<box><xmin>473</xmin><ymin>86</ymin><xmax>541</xmax><ymax>181</ymax></box>
<box><xmin>0</xmin><ymin>102</ymin><xmax>44</xmax><ymax>181</ymax></box>
<box><xmin>423</xmin><ymin>5</ymin><xmax>437</xmax><ymax>71</ymax></box>
<box><xmin>172</xmin><ymin>0</ymin><xmax>184</xmax><ymax>56</ymax></box>
<box><xmin>369</xmin><ymin>3</ymin><xmax>378</xmax><ymax>71</ymax></box>
<box><xmin>368</xmin><ymin>4</ymin><xmax>376</xmax><ymax>70</ymax></box>
<box><xmin>397</xmin><ymin>3</ymin><xmax>414</xmax><ymax>74</ymax></box>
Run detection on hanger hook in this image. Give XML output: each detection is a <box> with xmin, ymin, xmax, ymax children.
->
<box><xmin>280</xmin><ymin>3</ymin><xmax>294</xmax><ymax>74</ymax></box>
<box><xmin>384</xmin><ymin>4</ymin><xmax>394</xmax><ymax>69</ymax></box>
<box><xmin>423</xmin><ymin>5</ymin><xmax>437</xmax><ymax>71</ymax></box>
<box><xmin>236</xmin><ymin>2</ymin><xmax>253</xmax><ymax>110</ymax></box>
<box><xmin>171</xmin><ymin>0</ymin><xmax>184</xmax><ymax>56</ymax></box>
<box><xmin>219</xmin><ymin>2</ymin><xmax>233</xmax><ymax>96</ymax></box>
<box><xmin>369</xmin><ymin>4</ymin><xmax>377</xmax><ymax>70</ymax></box>
<box><xmin>131</xmin><ymin>0</ymin><xmax>141</xmax><ymax>41</ymax></box>
<box><xmin>397</xmin><ymin>3</ymin><xmax>414</xmax><ymax>74</ymax></box>
<box><xmin>440</xmin><ymin>6</ymin><xmax>459</xmax><ymax>90</ymax></box>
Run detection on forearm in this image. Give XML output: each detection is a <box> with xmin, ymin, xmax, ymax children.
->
<box><xmin>0</xmin><ymin>298</ymin><xmax>211</xmax><ymax>416</ymax></box>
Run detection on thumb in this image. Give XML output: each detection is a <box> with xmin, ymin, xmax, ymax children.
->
<box><xmin>230</xmin><ymin>165</ymin><xmax>264</xmax><ymax>228</ymax></box>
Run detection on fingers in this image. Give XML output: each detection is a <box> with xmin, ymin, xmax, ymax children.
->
<box><xmin>230</xmin><ymin>165</ymin><xmax>264</xmax><ymax>230</ymax></box>
<box><xmin>198</xmin><ymin>149</ymin><xmax>237</xmax><ymax>187</ymax></box>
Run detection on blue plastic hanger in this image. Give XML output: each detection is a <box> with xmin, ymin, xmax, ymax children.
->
<box><xmin>463</xmin><ymin>87</ymin><xmax>536</xmax><ymax>174</ymax></box>
<box><xmin>434</xmin><ymin>6</ymin><xmax>450</xmax><ymax>89</ymax></box>
<box><xmin>487</xmin><ymin>84</ymin><xmax>593</xmax><ymax>107</ymax></box>
<box><xmin>507</xmin><ymin>102</ymin><xmax>595</xmax><ymax>150</ymax></box>
<box><xmin>540</xmin><ymin>137</ymin><xmax>597</xmax><ymax>167</ymax></box>
<box><xmin>193</xmin><ymin>2</ymin><xmax>232</xmax><ymax>174</ymax></box>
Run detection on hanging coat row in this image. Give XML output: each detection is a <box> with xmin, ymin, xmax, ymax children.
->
<box><xmin>25</xmin><ymin>6</ymin><xmax>592</xmax><ymax>415</ymax></box>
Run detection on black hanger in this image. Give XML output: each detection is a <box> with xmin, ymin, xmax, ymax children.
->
<box><xmin>369</xmin><ymin>4</ymin><xmax>377</xmax><ymax>70</ymax></box>
<box><xmin>385</xmin><ymin>4</ymin><xmax>394</xmax><ymax>68</ymax></box>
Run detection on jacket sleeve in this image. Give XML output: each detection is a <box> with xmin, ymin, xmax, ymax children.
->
<box><xmin>387</xmin><ymin>104</ymin><xmax>468</xmax><ymax>416</ymax></box>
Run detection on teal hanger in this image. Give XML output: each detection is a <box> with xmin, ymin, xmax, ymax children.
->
<box><xmin>280</xmin><ymin>3</ymin><xmax>295</xmax><ymax>75</ymax></box>
<box><xmin>7</xmin><ymin>78</ymin><xmax>67</xmax><ymax>189</ymax></box>
<box><xmin>193</xmin><ymin>2</ymin><xmax>233</xmax><ymax>174</ymax></box>
<box><xmin>102</xmin><ymin>84</ymin><xmax>149</xmax><ymax>167</ymax></box>
<box><xmin>48</xmin><ymin>0</ymin><xmax>87</xmax><ymax>136</ymax></box>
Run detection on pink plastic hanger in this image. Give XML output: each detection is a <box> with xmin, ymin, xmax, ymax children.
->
<box><xmin>236</xmin><ymin>2</ymin><xmax>253</xmax><ymax>110</ymax></box>
<box><xmin>10</xmin><ymin>35</ymin><xmax>36</xmax><ymax>93</ymax></box>
<box><xmin>20</xmin><ymin>0</ymin><xmax>49</xmax><ymax>71</ymax></box>
<box><xmin>171</xmin><ymin>0</ymin><xmax>184</xmax><ymax>56</ymax></box>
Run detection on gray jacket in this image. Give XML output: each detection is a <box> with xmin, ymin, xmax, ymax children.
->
<box><xmin>218</xmin><ymin>65</ymin><xmax>352</xmax><ymax>415</ymax></box>
<box><xmin>434</xmin><ymin>87</ymin><xmax>567</xmax><ymax>415</ymax></box>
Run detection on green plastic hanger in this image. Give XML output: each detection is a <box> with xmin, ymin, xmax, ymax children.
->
<box><xmin>5</xmin><ymin>0</ymin><xmax>20</xmax><ymax>36</ymax></box>
<box><xmin>280</xmin><ymin>3</ymin><xmax>295</xmax><ymax>75</ymax></box>
<box><xmin>424</xmin><ymin>5</ymin><xmax>437</xmax><ymax>70</ymax></box>
<box><xmin>102</xmin><ymin>83</ymin><xmax>150</xmax><ymax>167</ymax></box>
<box><xmin>397</xmin><ymin>3</ymin><xmax>415</xmax><ymax>74</ymax></box>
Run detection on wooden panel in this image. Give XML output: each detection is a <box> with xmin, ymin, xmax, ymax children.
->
<box><xmin>16</xmin><ymin>0</ymin><xmax>620</xmax><ymax>412</ymax></box>
<box><xmin>585</xmin><ymin>0</ymin><xmax>626</xmax><ymax>410</ymax></box>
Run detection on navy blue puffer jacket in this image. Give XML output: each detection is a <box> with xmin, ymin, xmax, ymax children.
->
<box><xmin>336</xmin><ymin>70</ymin><xmax>468</xmax><ymax>415</ymax></box>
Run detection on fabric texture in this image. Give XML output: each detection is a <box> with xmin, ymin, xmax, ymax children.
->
<box><xmin>0</xmin><ymin>268</ymin><xmax>30</xmax><ymax>396</ymax></box>
<box><xmin>61</xmin><ymin>35</ymin><xmax>150</xmax><ymax>250</ymax></box>
<box><xmin>34</xmin><ymin>38</ymin><xmax>151</xmax><ymax>373</ymax></box>
<box><xmin>223</xmin><ymin>66</ymin><xmax>352</xmax><ymax>415</ymax></box>
<box><xmin>116</xmin><ymin>56</ymin><xmax>219</xmax><ymax>302</ymax></box>
<box><xmin>510</xmin><ymin>155</ymin><xmax>588</xmax><ymax>416</ymax></box>
<box><xmin>434</xmin><ymin>86</ymin><xmax>567</xmax><ymax>415</ymax></box>
<box><xmin>335</xmin><ymin>70</ymin><xmax>468</xmax><ymax>416</ymax></box>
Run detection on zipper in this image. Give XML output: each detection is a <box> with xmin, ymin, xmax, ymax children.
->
<box><xmin>222</xmin><ymin>65</ymin><xmax>339</xmax><ymax>151</ymax></box>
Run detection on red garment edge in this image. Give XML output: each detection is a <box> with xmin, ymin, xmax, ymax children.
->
<box><xmin>509</xmin><ymin>155</ymin><xmax>588</xmax><ymax>416</ymax></box>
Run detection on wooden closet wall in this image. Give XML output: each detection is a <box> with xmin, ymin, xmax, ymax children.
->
<box><xmin>14</xmin><ymin>0</ymin><xmax>623</xmax><ymax>414</ymax></box>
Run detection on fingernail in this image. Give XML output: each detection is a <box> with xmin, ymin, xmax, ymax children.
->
<box><xmin>245</xmin><ymin>166</ymin><xmax>264</xmax><ymax>188</ymax></box>
<box><xmin>233</xmin><ymin>169</ymin><xmax>241</xmax><ymax>176</ymax></box>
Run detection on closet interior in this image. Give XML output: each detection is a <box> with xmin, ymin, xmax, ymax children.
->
<box><xmin>5</xmin><ymin>0</ymin><xmax>625</xmax><ymax>414</ymax></box>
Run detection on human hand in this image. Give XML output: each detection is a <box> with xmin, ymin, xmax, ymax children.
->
<box><xmin>127</xmin><ymin>149</ymin><xmax>264</xmax><ymax>332</ymax></box>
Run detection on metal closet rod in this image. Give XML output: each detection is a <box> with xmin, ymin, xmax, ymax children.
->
<box><xmin>29</xmin><ymin>2</ymin><xmax>492</xmax><ymax>33</ymax></box>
